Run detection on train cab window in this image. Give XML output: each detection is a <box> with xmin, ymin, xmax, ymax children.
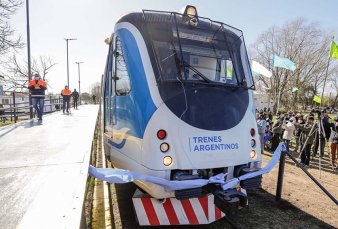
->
<box><xmin>115</xmin><ymin>37</ymin><xmax>131</xmax><ymax>96</ymax></box>
<box><xmin>2</xmin><ymin>99</ymin><xmax>9</xmax><ymax>105</ymax></box>
<box><xmin>219</xmin><ymin>59</ymin><xmax>237</xmax><ymax>85</ymax></box>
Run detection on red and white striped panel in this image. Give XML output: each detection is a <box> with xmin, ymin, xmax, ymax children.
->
<box><xmin>132</xmin><ymin>190</ymin><xmax>225</xmax><ymax>226</ymax></box>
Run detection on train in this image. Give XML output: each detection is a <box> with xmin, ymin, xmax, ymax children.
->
<box><xmin>101</xmin><ymin>5</ymin><xmax>261</xmax><ymax>225</ymax></box>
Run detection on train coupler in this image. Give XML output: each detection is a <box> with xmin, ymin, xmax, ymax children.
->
<box><xmin>213</xmin><ymin>188</ymin><xmax>248</xmax><ymax>216</ymax></box>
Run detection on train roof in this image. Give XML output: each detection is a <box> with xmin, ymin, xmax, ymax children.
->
<box><xmin>116</xmin><ymin>10</ymin><xmax>243</xmax><ymax>40</ymax></box>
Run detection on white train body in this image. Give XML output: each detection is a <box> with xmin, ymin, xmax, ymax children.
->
<box><xmin>102</xmin><ymin>7</ymin><xmax>261</xmax><ymax>200</ymax></box>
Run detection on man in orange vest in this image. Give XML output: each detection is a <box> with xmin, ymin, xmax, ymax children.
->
<box><xmin>28</xmin><ymin>73</ymin><xmax>47</xmax><ymax>120</ymax></box>
<box><xmin>61</xmin><ymin>85</ymin><xmax>72</xmax><ymax>113</ymax></box>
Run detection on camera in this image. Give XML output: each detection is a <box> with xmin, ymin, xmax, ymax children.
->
<box><xmin>311</xmin><ymin>108</ymin><xmax>322</xmax><ymax>114</ymax></box>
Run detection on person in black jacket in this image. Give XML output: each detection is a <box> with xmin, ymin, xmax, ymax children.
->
<box><xmin>271</xmin><ymin>115</ymin><xmax>283</xmax><ymax>151</ymax></box>
<box><xmin>72</xmin><ymin>89</ymin><xmax>79</xmax><ymax>109</ymax></box>
<box><xmin>312</xmin><ymin>110</ymin><xmax>332</xmax><ymax>158</ymax></box>
<box><xmin>329</xmin><ymin>116</ymin><xmax>338</xmax><ymax>169</ymax></box>
<box><xmin>294</xmin><ymin>114</ymin><xmax>304</xmax><ymax>152</ymax></box>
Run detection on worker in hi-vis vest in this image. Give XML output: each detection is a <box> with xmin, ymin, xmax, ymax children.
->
<box><xmin>61</xmin><ymin>85</ymin><xmax>72</xmax><ymax>114</ymax></box>
<box><xmin>28</xmin><ymin>73</ymin><xmax>47</xmax><ymax>120</ymax></box>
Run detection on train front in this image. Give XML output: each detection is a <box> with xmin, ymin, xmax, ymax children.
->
<box><xmin>100</xmin><ymin>6</ymin><xmax>266</xmax><ymax>225</ymax></box>
<box><xmin>138</xmin><ymin>6</ymin><xmax>261</xmax><ymax>198</ymax></box>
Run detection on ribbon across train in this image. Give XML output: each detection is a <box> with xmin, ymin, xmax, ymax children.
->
<box><xmin>89</xmin><ymin>143</ymin><xmax>286</xmax><ymax>191</ymax></box>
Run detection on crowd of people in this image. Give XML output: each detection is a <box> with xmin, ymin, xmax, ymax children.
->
<box><xmin>257</xmin><ymin>107</ymin><xmax>338</xmax><ymax>170</ymax></box>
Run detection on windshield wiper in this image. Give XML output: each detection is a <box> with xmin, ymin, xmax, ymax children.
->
<box><xmin>166</xmin><ymin>41</ymin><xmax>211</xmax><ymax>83</ymax></box>
<box><xmin>182</xmin><ymin>61</ymin><xmax>211</xmax><ymax>83</ymax></box>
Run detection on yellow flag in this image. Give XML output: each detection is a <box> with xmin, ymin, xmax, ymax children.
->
<box><xmin>313</xmin><ymin>95</ymin><xmax>321</xmax><ymax>104</ymax></box>
<box><xmin>226</xmin><ymin>68</ymin><xmax>232</xmax><ymax>78</ymax></box>
<box><xmin>330</xmin><ymin>40</ymin><xmax>338</xmax><ymax>60</ymax></box>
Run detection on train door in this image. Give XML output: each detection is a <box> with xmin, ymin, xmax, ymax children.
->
<box><xmin>104</xmin><ymin>35</ymin><xmax>116</xmax><ymax>132</ymax></box>
<box><xmin>112</xmin><ymin>36</ymin><xmax>133</xmax><ymax>148</ymax></box>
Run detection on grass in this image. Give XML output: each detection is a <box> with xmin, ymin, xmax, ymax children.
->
<box><xmin>0</xmin><ymin>120</ymin><xmax>14</xmax><ymax>127</ymax></box>
<box><xmin>85</xmin><ymin>116</ymin><xmax>100</xmax><ymax>228</ymax></box>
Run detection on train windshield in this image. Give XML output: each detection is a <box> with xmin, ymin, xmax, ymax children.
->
<box><xmin>143</xmin><ymin>10</ymin><xmax>254</xmax><ymax>89</ymax></box>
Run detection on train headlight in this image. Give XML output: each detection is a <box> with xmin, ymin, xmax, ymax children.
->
<box><xmin>160</xmin><ymin>143</ymin><xmax>170</xmax><ymax>153</ymax></box>
<box><xmin>250</xmin><ymin>150</ymin><xmax>257</xmax><ymax>160</ymax></box>
<box><xmin>251</xmin><ymin>139</ymin><xmax>256</xmax><ymax>147</ymax></box>
<box><xmin>163</xmin><ymin>156</ymin><xmax>173</xmax><ymax>167</ymax></box>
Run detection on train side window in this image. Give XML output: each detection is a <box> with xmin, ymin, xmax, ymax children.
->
<box><xmin>115</xmin><ymin>36</ymin><xmax>131</xmax><ymax>96</ymax></box>
<box><xmin>104</xmin><ymin>40</ymin><xmax>114</xmax><ymax>129</ymax></box>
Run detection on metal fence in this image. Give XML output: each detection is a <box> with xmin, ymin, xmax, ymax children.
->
<box><xmin>0</xmin><ymin>91</ymin><xmax>66</xmax><ymax>123</ymax></box>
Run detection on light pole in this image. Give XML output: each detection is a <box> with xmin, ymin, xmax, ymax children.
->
<box><xmin>26</xmin><ymin>0</ymin><xmax>33</xmax><ymax>119</ymax></box>
<box><xmin>75</xmin><ymin>61</ymin><xmax>84</xmax><ymax>105</ymax></box>
<box><xmin>65</xmin><ymin>38</ymin><xmax>77</xmax><ymax>88</ymax></box>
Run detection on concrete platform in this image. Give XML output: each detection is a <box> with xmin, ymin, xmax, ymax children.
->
<box><xmin>0</xmin><ymin>105</ymin><xmax>98</xmax><ymax>229</ymax></box>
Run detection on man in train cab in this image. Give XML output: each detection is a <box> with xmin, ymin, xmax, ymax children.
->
<box><xmin>28</xmin><ymin>73</ymin><xmax>47</xmax><ymax>121</ymax></box>
<box><xmin>61</xmin><ymin>85</ymin><xmax>72</xmax><ymax>113</ymax></box>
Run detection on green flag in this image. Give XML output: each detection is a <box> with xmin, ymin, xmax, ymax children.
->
<box><xmin>226</xmin><ymin>68</ymin><xmax>232</xmax><ymax>79</ymax></box>
<box><xmin>291</xmin><ymin>87</ymin><xmax>299</xmax><ymax>93</ymax></box>
<box><xmin>330</xmin><ymin>40</ymin><xmax>338</xmax><ymax>60</ymax></box>
<box><xmin>313</xmin><ymin>95</ymin><xmax>321</xmax><ymax>104</ymax></box>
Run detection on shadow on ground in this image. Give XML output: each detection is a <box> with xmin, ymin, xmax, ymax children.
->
<box><xmin>112</xmin><ymin>183</ymin><xmax>335</xmax><ymax>229</ymax></box>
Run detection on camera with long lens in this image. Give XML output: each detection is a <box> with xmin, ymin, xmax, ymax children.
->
<box><xmin>311</xmin><ymin>108</ymin><xmax>322</xmax><ymax>114</ymax></box>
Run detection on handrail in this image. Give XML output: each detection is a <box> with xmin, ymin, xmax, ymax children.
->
<box><xmin>276</xmin><ymin>150</ymin><xmax>338</xmax><ymax>206</ymax></box>
<box><xmin>0</xmin><ymin>103</ymin><xmax>62</xmax><ymax>112</ymax></box>
<box><xmin>0</xmin><ymin>92</ymin><xmax>65</xmax><ymax>123</ymax></box>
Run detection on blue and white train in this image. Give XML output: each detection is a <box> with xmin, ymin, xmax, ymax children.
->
<box><xmin>102</xmin><ymin>5</ymin><xmax>261</xmax><ymax>218</ymax></box>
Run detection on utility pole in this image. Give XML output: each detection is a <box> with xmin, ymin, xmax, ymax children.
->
<box><xmin>75</xmin><ymin>62</ymin><xmax>84</xmax><ymax>105</ymax></box>
<box><xmin>26</xmin><ymin>0</ymin><xmax>33</xmax><ymax>119</ymax></box>
<box><xmin>65</xmin><ymin>38</ymin><xmax>77</xmax><ymax>88</ymax></box>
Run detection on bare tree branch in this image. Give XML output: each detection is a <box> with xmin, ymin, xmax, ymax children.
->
<box><xmin>0</xmin><ymin>0</ymin><xmax>23</xmax><ymax>61</ymax></box>
<box><xmin>1</xmin><ymin>55</ymin><xmax>57</xmax><ymax>90</ymax></box>
<box><xmin>250</xmin><ymin>18</ymin><xmax>338</xmax><ymax>112</ymax></box>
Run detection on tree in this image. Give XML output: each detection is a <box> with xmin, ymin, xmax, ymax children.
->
<box><xmin>330</xmin><ymin>70</ymin><xmax>338</xmax><ymax>108</ymax></box>
<box><xmin>90</xmin><ymin>82</ymin><xmax>101</xmax><ymax>97</ymax></box>
<box><xmin>250</xmin><ymin>18</ymin><xmax>337</xmax><ymax>112</ymax></box>
<box><xmin>0</xmin><ymin>0</ymin><xmax>23</xmax><ymax>62</ymax></box>
<box><xmin>81</xmin><ymin>92</ymin><xmax>91</xmax><ymax>104</ymax></box>
<box><xmin>1</xmin><ymin>55</ymin><xmax>57</xmax><ymax>90</ymax></box>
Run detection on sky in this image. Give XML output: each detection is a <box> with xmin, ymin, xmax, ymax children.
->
<box><xmin>8</xmin><ymin>0</ymin><xmax>338</xmax><ymax>94</ymax></box>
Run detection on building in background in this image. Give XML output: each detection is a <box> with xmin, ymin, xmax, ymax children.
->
<box><xmin>253</xmin><ymin>91</ymin><xmax>273</xmax><ymax>110</ymax></box>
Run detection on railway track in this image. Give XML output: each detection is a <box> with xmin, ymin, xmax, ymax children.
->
<box><xmin>88</xmin><ymin>115</ymin><xmax>237</xmax><ymax>229</ymax></box>
<box><xmin>87</xmin><ymin>111</ymin><xmax>337</xmax><ymax>228</ymax></box>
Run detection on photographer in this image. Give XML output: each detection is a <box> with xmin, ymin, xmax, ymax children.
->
<box><xmin>282</xmin><ymin>117</ymin><xmax>296</xmax><ymax>152</ymax></box>
<box><xmin>329</xmin><ymin>115</ymin><xmax>338</xmax><ymax>169</ymax></box>
<box><xmin>257</xmin><ymin>112</ymin><xmax>267</xmax><ymax>154</ymax></box>
<box><xmin>312</xmin><ymin>110</ymin><xmax>331</xmax><ymax>158</ymax></box>
<box><xmin>297</xmin><ymin>115</ymin><xmax>317</xmax><ymax>168</ymax></box>
<box><xmin>271</xmin><ymin>114</ymin><xmax>283</xmax><ymax>151</ymax></box>
<box><xmin>294</xmin><ymin>114</ymin><xmax>305</xmax><ymax>152</ymax></box>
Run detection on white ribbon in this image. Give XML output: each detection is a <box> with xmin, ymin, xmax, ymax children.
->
<box><xmin>89</xmin><ymin>143</ymin><xmax>286</xmax><ymax>191</ymax></box>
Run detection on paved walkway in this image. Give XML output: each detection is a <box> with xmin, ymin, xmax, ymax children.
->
<box><xmin>0</xmin><ymin>105</ymin><xmax>98</xmax><ymax>229</ymax></box>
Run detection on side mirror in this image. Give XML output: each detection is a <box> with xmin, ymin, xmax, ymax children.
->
<box><xmin>112</xmin><ymin>76</ymin><xmax>120</xmax><ymax>81</ymax></box>
<box><xmin>113</xmin><ymin>50</ymin><xmax>120</xmax><ymax>57</ymax></box>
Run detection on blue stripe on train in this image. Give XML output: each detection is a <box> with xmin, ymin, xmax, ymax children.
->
<box><xmin>113</xmin><ymin>28</ymin><xmax>157</xmax><ymax>139</ymax></box>
<box><xmin>108</xmin><ymin>138</ymin><xmax>127</xmax><ymax>149</ymax></box>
